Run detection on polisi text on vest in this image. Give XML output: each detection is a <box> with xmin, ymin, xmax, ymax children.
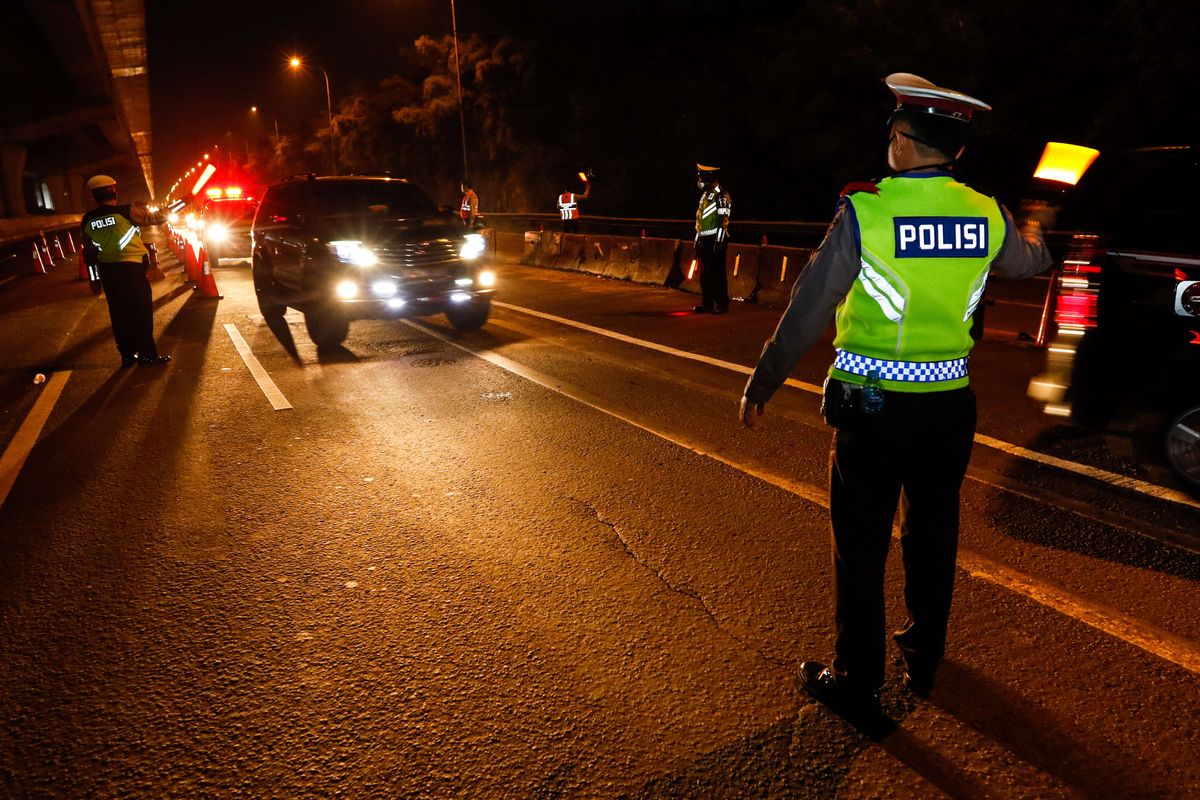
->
<box><xmin>893</xmin><ymin>216</ymin><xmax>988</xmax><ymax>258</ymax></box>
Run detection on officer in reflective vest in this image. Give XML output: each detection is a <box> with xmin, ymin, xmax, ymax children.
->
<box><xmin>459</xmin><ymin>181</ymin><xmax>479</xmax><ymax>227</ymax></box>
<box><xmin>81</xmin><ymin>175</ymin><xmax>174</xmax><ymax>367</ymax></box>
<box><xmin>740</xmin><ymin>74</ymin><xmax>1056</xmax><ymax>725</ymax></box>
<box><xmin>693</xmin><ymin>163</ymin><xmax>731</xmax><ymax>313</ymax></box>
<box><xmin>557</xmin><ymin>179</ymin><xmax>590</xmax><ymax>233</ymax></box>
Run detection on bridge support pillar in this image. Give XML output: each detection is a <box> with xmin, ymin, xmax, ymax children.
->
<box><xmin>1</xmin><ymin>144</ymin><xmax>29</xmax><ymax>217</ymax></box>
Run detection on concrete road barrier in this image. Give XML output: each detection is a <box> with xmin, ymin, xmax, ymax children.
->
<box><xmin>670</xmin><ymin>239</ymin><xmax>702</xmax><ymax>295</ymax></box>
<box><xmin>756</xmin><ymin>245</ymin><xmax>810</xmax><ymax>308</ymax></box>
<box><xmin>631</xmin><ymin>237</ymin><xmax>678</xmax><ymax>286</ymax></box>
<box><xmin>496</xmin><ymin>230</ymin><xmax>524</xmax><ymax>262</ymax></box>
<box><xmin>602</xmin><ymin>237</ymin><xmax>640</xmax><ymax>281</ymax></box>
<box><xmin>725</xmin><ymin>243</ymin><xmax>761</xmax><ymax>303</ymax></box>
<box><xmin>555</xmin><ymin>234</ymin><xmax>589</xmax><ymax>271</ymax></box>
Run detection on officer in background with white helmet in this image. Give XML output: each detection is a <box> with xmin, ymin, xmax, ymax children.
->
<box><xmin>739</xmin><ymin>74</ymin><xmax>1057</xmax><ymax>728</ymax></box>
<box><xmin>81</xmin><ymin>175</ymin><xmax>174</xmax><ymax>367</ymax></box>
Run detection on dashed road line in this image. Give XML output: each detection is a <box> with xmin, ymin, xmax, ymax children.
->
<box><xmin>223</xmin><ymin>323</ymin><xmax>293</xmax><ymax>410</ymax></box>
<box><xmin>410</xmin><ymin>319</ymin><xmax>1200</xmax><ymax>677</ymax></box>
<box><xmin>0</xmin><ymin>371</ymin><xmax>71</xmax><ymax>510</ymax></box>
<box><xmin>493</xmin><ymin>300</ymin><xmax>1200</xmax><ymax>511</ymax></box>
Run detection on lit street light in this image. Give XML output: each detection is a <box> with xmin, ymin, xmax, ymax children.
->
<box><xmin>288</xmin><ymin>56</ymin><xmax>338</xmax><ymax>175</ymax></box>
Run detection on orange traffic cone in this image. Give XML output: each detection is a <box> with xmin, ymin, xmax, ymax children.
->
<box><xmin>195</xmin><ymin>248</ymin><xmax>221</xmax><ymax>298</ymax></box>
<box><xmin>53</xmin><ymin>235</ymin><xmax>65</xmax><ymax>260</ymax></box>
<box><xmin>65</xmin><ymin>230</ymin><xmax>77</xmax><ymax>254</ymax></box>
<box><xmin>33</xmin><ymin>244</ymin><xmax>46</xmax><ymax>274</ymax></box>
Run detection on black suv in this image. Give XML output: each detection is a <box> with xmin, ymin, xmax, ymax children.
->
<box><xmin>1028</xmin><ymin>146</ymin><xmax>1200</xmax><ymax>486</ymax></box>
<box><xmin>250</xmin><ymin>175</ymin><xmax>495</xmax><ymax>347</ymax></box>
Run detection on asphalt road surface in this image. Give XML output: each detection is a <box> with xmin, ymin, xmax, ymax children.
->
<box><xmin>1</xmin><ymin>234</ymin><xmax>1198</xmax><ymax>798</ymax></box>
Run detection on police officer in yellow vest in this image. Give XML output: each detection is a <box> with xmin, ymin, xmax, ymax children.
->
<box><xmin>81</xmin><ymin>175</ymin><xmax>173</xmax><ymax>367</ymax></box>
<box><xmin>740</xmin><ymin>74</ymin><xmax>1056</xmax><ymax>725</ymax></box>
<box><xmin>694</xmin><ymin>163</ymin><xmax>731</xmax><ymax>313</ymax></box>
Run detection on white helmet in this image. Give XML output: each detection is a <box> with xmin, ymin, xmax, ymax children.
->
<box><xmin>86</xmin><ymin>175</ymin><xmax>117</xmax><ymax>191</ymax></box>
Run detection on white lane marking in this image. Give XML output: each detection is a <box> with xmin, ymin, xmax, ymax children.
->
<box><xmin>974</xmin><ymin>433</ymin><xmax>1199</xmax><ymax>510</ymax></box>
<box><xmin>494</xmin><ymin>300</ymin><xmax>1200</xmax><ymax>511</ymax></box>
<box><xmin>0</xmin><ymin>276</ymin><xmax>17</xmax><ymax>288</ymax></box>
<box><xmin>222</xmin><ymin>324</ymin><xmax>293</xmax><ymax>411</ymax></box>
<box><xmin>0</xmin><ymin>371</ymin><xmax>71</xmax><ymax>510</ymax></box>
<box><xmin>408</xmin><ymin>320</ymin><xmax>1200</xmax><ymax>676</ymax></box>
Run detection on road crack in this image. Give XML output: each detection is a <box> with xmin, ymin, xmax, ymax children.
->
<box><xmin>571</xmin><ymin>496</ymin><xmax>794</xmax><ymax>673</ymax></box>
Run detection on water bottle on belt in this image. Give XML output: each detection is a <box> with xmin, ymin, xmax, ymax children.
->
<box><xmin>862</xmin><ymin>369</ymin><xmax>884</xmax><ymax>414</ymax></box>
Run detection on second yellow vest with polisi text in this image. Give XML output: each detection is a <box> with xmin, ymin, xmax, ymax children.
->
<box><xmin>833</xmin><ymin>174</ymin><xmax>1005</xmax><ymax>392</ymax></box>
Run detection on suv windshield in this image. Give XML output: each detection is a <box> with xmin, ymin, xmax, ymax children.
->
<box><xmin>1062</xmin><ymin>147</ymin><xmax>1200</xmax><ymax>255</ymax></box>
<box><xmin>310</xmin><ymin>180</ymin><xmax>436</xmax><ymax>219</ymax></box>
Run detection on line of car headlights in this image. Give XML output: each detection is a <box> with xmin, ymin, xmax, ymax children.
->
<box><xmin>330</xmin><ymin>232</ymin><xmax>495</xmax><ymax>305</ymax></box>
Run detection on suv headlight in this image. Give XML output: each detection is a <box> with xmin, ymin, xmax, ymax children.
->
<box><xmin>207</xmin><ymin>222</ymin><xmax>229</xmax><ymax>242</ymax></box>
<box><xmin>477</xmin><ymin>270</ymin><xmax>496</xmax><ymax>288</ymax></box>
<box><xmin>460</xmin><ymin>233</ymin><xmax>486</xmax><ymax>261</ymax></box>
<box><xmin>329</xmin><ymin>240</ymin><xmax>377</xmax><ymax>267</ymax></box>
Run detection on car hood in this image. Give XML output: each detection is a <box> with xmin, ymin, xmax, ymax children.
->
<box><xmin>310</xmin><ymin>215</ymin><xmax>465</xmax><ymax>247</ymax></box>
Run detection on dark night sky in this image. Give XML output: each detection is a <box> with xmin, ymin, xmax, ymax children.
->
<box><xmin>147</xmin><ymin>0</ymin><xmax>450</xmax><ymax>192</ymax></box>
<box><xmin>147</xmin><ymin>1</ymin><xmax>1200</xmax><ymax>217</ymax></box>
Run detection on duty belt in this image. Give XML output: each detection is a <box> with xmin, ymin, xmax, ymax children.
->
<box><xmin>833</xmin><ymin>349</ymin><xmax>968</xmax><ymax>383</ymax></box>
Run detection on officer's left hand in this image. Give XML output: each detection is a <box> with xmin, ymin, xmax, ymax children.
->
<box><xmin>739</xmin><ymin>396</ymin><xmax>765</xmax><ymax>431</ymax></box>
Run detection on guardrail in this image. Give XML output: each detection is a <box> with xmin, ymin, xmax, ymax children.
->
<box><xmin>484</xmin><ymin>212</ymin><xmax>829</xmax><ymax>248</ymax></box>
<box><xmin>0</xmin><ymin>215</ymin><xmax>82</xmax><ymax>275</ymax></box>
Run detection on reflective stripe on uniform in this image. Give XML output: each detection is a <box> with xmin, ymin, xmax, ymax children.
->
<box><xmin>856</xmin><ymin>258</ymin><xmax>906</xmax><ymax>323</ymax></box>
<box><xmin>833</xmin><ymin>349</ymin><xmax>969</xmax><ymax>383</ymax></box>
<box><xmin>963</xmin><ymin>271</ymin><xmax>989</xmax><ymax>321</ymax></box>
<box><xmin>117</xmin><ymin>225</ymin><xmax>139</xmax><ymax>251</ymax></box>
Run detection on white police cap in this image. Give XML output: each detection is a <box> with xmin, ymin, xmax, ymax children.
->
<box><xmin>885</xmin><ymin>73</ymin><xmax>991</xmax><ymax>122</ymax></box>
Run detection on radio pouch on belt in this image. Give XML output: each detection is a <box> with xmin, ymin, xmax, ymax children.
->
<box><xmin>821</xmin><ymin>376</ymin><xmax>856</xmax><ymax>428</ymax></box>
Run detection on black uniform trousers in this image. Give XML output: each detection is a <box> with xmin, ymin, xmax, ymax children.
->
<box><xmin>98</xmin><ymin>261</ymin><xmax>158</xmax><ymax>359</ymax></box>
<box><xmin>696</xmin><ymin>235</ymin><xmax>729</xmax><ymax>310</ymax></box>
<box><xmin>828</xmin><ymin>384</ymin><xmax>976</xmax><ymax>691</ymax></box>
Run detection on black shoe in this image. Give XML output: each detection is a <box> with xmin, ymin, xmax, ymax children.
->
<box><xmin>902</xmin><ymin>668</ymin><xmax>935</xmax><ymax>699</ymax></box>
<box><xmin>711</xmin><ymin>305</ymin><xmax>729</xmax><ymax>315</ymax></box>
<box><xmin>692</xmin><ymin>305</ymin><xmax>712</xmax><ymax>313</ymax></box>
<box><xmin>120</xmin><ymin>355</ymin><xmax>137</xmax><ymax>368</ymax></box>
<box><xmin>136</xmin><ymin>354</ymin><xmax>171</xmax><ymax>365</ymax></box>
<box><xmin>800</xmin><ymin>661</ymin><xmax>891</xmax><ymax>735</ymax></box>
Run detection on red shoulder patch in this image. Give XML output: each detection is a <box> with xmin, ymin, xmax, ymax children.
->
<box><xmin>839</xmin><ymin>181</ymin><xmax>879</xmax><ymax>197</ymax></box>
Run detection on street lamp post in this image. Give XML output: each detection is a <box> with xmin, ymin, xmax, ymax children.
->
<box><xmin>450</xmin><ymin>0</ymin><xmax>469</xmax><ymax>183</ymax></box>
<box><xmin>289</xmin><ymin>57</ymin><xmax>338</xmax><ymax>175</ymax></box>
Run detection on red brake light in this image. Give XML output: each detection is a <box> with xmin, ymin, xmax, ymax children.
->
<box><xmin>1053</xmin><ymin>234</ymin><xmax>1103</xmax><ymax>331</ymax></box>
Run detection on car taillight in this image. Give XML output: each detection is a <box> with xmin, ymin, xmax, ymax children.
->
<box><xmin>1053</xmin><ymin>234</ymin><xmax>1103</xmax><ymax>333</ymax></box>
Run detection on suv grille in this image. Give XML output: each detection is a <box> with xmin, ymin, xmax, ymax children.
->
<box><xmin>374</xmin><ymin>240</ymin><xmax>458</xmax><ymax>275</ymax></box>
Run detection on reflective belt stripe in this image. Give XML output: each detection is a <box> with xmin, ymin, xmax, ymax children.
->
<box><xmin>834</xmin><ymin>349</ymin><xmax>969</xmax><ymax>383</ymax></box>
<box><xmin>857</xmin><ymin>259</ymin><xmax>905</xmax><ymax>323</ymax></box>
<box><xmin>697</xmin><ymin>228</ymin><xmax>719</xmax><ymax>237</ymax></box>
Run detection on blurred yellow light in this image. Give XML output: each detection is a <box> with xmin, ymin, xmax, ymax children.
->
<box><xmin>577</xmin><ymin>171</ymin><xmax>588</xmax><ymax>182</ymax></box>
<box><xmin>1034</xmin><ymin>142</ymin><xmax>1100</xmax><ymax>186</ymax></box>
<box><xmin>206</xmin><ymin>188</ymin><xmax>223</xmax><ymax>198</ymax></box>
<box><xmin>289</xmin><ymin>57</ymin><xmax>301</xmax><ymax>68</ymax></box>
<box><xmin>477</xmin><ymin>270</ymin><xmax>496</xmax><ymax>288</ymax></box>
<box><xmin>251</xmin><ymin>105</ymin><xmax>258</xmax><ymax>112</ymax></box>
<box><xmin>225</xmin><ymin>186</ymin><xmax>243</xmax><ymax>198</ymax></box>
<box><xmin>191</xmin><ymin>163</ymin><xmax>217</xmax><ymax>195</ymax></box>
<box><xmin>203</xmin><ymin>153</ymin><xmax>210</xmax><ymax>160</ymax></box>
<box><xmin>336</xmin><ymin>280</ymin><xmax>358</xmax><ymax>299</ymax></box>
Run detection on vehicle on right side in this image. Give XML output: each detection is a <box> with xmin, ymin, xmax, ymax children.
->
<box><xmin>1028</xmin><ymin>145</ymin><xmax>1200</xmax><ymax>488</ymax></box>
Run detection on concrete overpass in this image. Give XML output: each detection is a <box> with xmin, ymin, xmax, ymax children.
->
<box><xmin>0</xmin><ymin>0</ymin><xmax>153</xmax><ymax>220</ymax></box>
